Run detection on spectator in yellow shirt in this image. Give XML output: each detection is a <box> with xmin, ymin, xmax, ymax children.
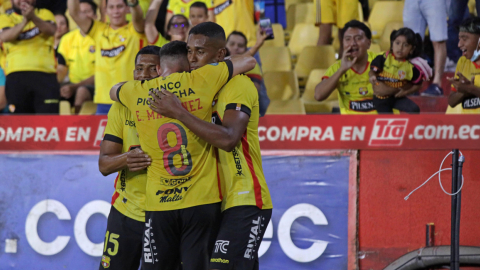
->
<box><xmin>146</xmin><ymin>0</ymin><xmax>190</xmax><ymax>45</ymax></box>
<box><xmin>165</xmin><ymin>0</ymin><xmax>214</xmax><ymax>32</ymax></box>
<box><xmin>189</xmin><ymin>2</ymin><xmax>209</xmax><ymax>27</ymax></box>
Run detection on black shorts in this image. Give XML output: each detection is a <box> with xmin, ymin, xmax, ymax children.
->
<box><xmin>5</xmin><ymin>71</ymin><xmax>59</xmax><ymax>114</ymax></box>
<box><xmin>142</xmin><ymin>203</ymin><xmax>222</xmax><ymax>270</ymax></box>
<box><xmin>99</xmin><ymin>206</ymin><xmax>143</xmax><ymax>270</ymax></box>
<box><xmin>209</xmin><ymin>206</ymin><xmax>272</xmax><ymax>270</ymax></box>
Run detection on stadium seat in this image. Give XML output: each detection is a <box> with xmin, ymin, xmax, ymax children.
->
<box><xmin>294</xmin><ymin>45</ymin><xmax>337</xmax><ymax>86</ymax></box>
<box><xmin>59</xmin><ymin>101</ymin><xmax>72</xmax><ymax>115</ymax></box>
<box><xmin>286</xmin><ymin>3</ymin><xmax>315</xmax><ymax>32</ymax></box>
<box><xmin>368</xmin><ymin>1</ymin><xmax>404</xmax><ymax>39</ymax></box>
<box><xmin>263</xmin><ymin>24</ymin><xmax>286</xmax><ymax>47</ymax></box>
<box><xmin>301</xmin><ymin>69</ymin><xmax>339</xmax><ymax>113</ymax></box>
<box><xmin>379</xmin><ymin>21</ymin><xmax>403</xmax><ymax>51</ymax></box>
<box><xmin>368</xmin><ymin>43</ymin><xmax>382</xmax><ymax>54</ymax></box>
<box><xmin>263</xmin><ymin>71</ymin><xmax>300</xmax><ymax>100</ymax></box>
<box><xmin>78</xmin><ymin>101</ymin><xmax>97</xmax><ymax>115</ymax></box>
<box><xmin>259</xmin><ymin>47</ymin><xmax>292</xmax><ymax>72</ymax></box>
<box><xmin>446</xmin><ymin>104</ymin><xmax>463</xmax><ymax>114</ymax></box>
<box><xmin>266</xmin><ymin>99</ymin><xmax>306</xmax><ymax>114</ymax></box>
<box><xmin>288</xmin><ymin>23</ymin><xmax>319</xmax><ymax>59</ymax></box>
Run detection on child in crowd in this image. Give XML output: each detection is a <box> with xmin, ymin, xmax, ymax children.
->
<box><xmin>369</xmin><ymin>27</ymin><xmax>426</xmax><ymax>113</ymax></box>
<box><xmin>189</xmin><ymin>2</ymin><xmax>209</xmax><ymax>27</ymax></box>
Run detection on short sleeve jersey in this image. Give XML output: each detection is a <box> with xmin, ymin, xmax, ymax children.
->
<box><xmin>447</xmin><ymin>56</ymin><xmax>480</xmax><ymax>114</ymax></box>
<box><xmin>214</xmin><ymin>0</ymin><xmax>256</xmax><ymax>47</ymax></box>
<box><xmin>117</xmin><ymin>61</ymin><xmax>233</xmax><ymax>211</ymax></box>
<box><xmin>245</xmin><ymin>63</ymin><xmax>262</xmax><ymax>85</ymax></box>
<box><xmin>150</xmin><ymin>33</ymin><xmax>169</xmax><ymax>47</ymax></box>
<box><xmin>322</xmin><ymin>51</ymin><xmax>378</xmax><ymax>114</ymax></box>
<box><xmin>0</xmin><ymin>9</ymin><xmax>56</xmax><ymax>75</ymax></box>
<box><xmin>370</xmin><ymin>52</ymin><xmax>422</xmax><ymax>89</ymax></box>
<box><xmin>104</xmin><ymin>102</ymin><xmax>147</xmax><ymax>222</ymax></box>
<box><xmin>87</xmin><ymin>20</ymin><xmax>146</xmax><ymax>104</ymax></box>
<box><xmin>167</xmin><ymin>0</ymin><xmax>213</xmax><ymax>17</ymax></box>
<box><xmin>212</xmin><ymin>75</ymin><xmax>272</xmax><ymax>211</ymax></box>
<box><xmin>57</xmin><ymin>29</ymin><xmax>96</xmax><ymax>84</ymax></box>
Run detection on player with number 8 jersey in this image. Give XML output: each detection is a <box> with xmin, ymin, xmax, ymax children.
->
<box><xmin>116</xmin><ymin>59</ymin><xmax>233</xmax><ymax>211</ymax></box>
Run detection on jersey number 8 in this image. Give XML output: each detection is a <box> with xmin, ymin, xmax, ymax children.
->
<box><xmin>158</xmin><ymin>123</ymin><xmax>193</xmax><ymax>176</ymax></box>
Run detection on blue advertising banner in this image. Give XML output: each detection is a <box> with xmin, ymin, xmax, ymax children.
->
<box><xmin>0</xmin><ymin>151</ymin><xmax>356</xmax><ymax>269</ymax></box>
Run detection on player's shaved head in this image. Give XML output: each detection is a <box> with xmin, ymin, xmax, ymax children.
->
<box><xmin>159</xmin><ymin>41</ymin><xmax>190</xmax><ymax>75</ymax></box>
<box><xmin>187</xmin><ymin>22</ymin><xmax>227</xmax><ymax>71</ymax></box>
<box><xmin>188</xmin><ymin>22</ymin><xmax>226</xmax><ymax>48</ymax></box>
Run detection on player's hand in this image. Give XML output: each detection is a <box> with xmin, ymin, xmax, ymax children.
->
<box><xmin>148</xmin><ymin>88</ymin><xmax>185</xmax><ymax>119</ymax></box>
<box><xmin>126</xmin><ymin>147</ymin><xmax>151</xmax><ymax>172</ymax></box>
<box><xmin>60</xmin><ymin>84</ymin><xmax>76</xmax><ymax>99</ymax></box>
<box><xmin>21</xmin><ymin>2</ymin><xmax>35</xmax><ymax>21</ymax></box>
<box><xmin>369</xmin><ymin>75</ymin><xmax>378</xmax><ymax>86</ymax></box>
<box><xmin>340</xmin><ymin>45</ymin><xmax>357</xmax><ymax>73</ymax></box>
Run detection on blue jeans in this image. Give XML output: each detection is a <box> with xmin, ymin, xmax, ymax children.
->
<box><xmin>447</xmin><ymin>0</ymin><xmax>480</xmax><ymax>63</ymax></box>
<box><xmin>96</xmin><ymin>104</ymin><xmax>112</xmax><ymax>115</ymax></box>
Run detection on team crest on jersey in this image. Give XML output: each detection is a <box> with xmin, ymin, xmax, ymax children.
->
<box><xmin>119</xmin><ymin>35</ymin><xmax>125</xmax><ymax>42</ymax></box>
<box><xmin>398</xmin><ymin>70</ymin><xmax>406</xmax><ymax>80</ymax></box>
<box><xmin>101</xmin><ymin>255</ymin><xmax>110</xmax><ymax>268</ymax></box>
<box><xmin>358</xmin><ymin>87</ymin><xmax>368</xmax><ymax>96</ymax></box>
<box><xmin>89</xmin><ymin>45</ymin><xmax>96</xmax><ymax>53</ymax></box>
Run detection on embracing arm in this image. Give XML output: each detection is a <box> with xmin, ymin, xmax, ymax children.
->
<box><xmin>99</xmin><ymin>141</ymin><xmax>152</xmax><ymax>176</ymax></box>
<box><xmin>230</xmin><ymin>54</ymin><xmax>257</xmax><ymax>77</ymax></box>
<box><xmin>110</xmin><ymin>82</ymin><xmax>126</xmax><ymax>102</ymax></box>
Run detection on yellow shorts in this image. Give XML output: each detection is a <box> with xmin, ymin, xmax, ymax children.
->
<box><xmin>316</xmin><ymin>0</ymin><xmax>359</xmax><ymax>28</ymax></box>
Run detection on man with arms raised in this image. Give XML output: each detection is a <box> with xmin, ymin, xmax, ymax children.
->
<box><xmin>149</xmin><ymin>22</ymin><xmax>273</xmax><ymax>270</ymax></box>
<box><xmin>98</xmin><ymin>46</ymin><xmax>162</xmax><ymax>270</ymax></box>
<box><xmin>110</xmin><ymin>27</ymin><xmax>255</xmax><ymax>269</ymax></box>
<box><xmin>68</xmin><ymin>0</ymin><xmax>145</xmax><ymax>114</ymax></box>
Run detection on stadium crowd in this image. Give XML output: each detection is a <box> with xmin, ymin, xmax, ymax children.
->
<box><xmin>0</xmin><ymin>0</ymin><xmax>480</xmax><ymax>115</ymax></box>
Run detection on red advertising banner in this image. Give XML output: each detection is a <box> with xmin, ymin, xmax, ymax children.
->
<box><xmin>0</xmin><ymin>115</ymin><xmax>479</xmax><ymax>150</ymax></box>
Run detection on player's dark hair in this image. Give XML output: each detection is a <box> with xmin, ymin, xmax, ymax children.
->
<box><xmin>459</xmin><ymin>17</ymin><xmax>480</xmax><ymax>35</ymax></box>
<box><xmin>342</xmin><ymin>20</ymin><xmax>372</xmax><ymax>40</ymax></box>
<box><xmin>54</xmin><ymin>12</ymin><xmax>69</xmax><ymax>31</ymax></box>
<box><xmin>160</xmin><ymin>41</ymin><xmax>188</xmax><ymax>59</ymax></box>
<box><xmin>166</xmin><ymin>14</ymin><xmax>189</xmax><ymax>40</ymax></box>
<box><xmin>389</xmin><ymin>27</ymin><xmax>423</xmax><ymax>59</ymax></box>
<box><xmin>135</xmin><ymin>45</ymin><xmax>161</xmax><ymax>64</ymax></box>
<box><xmin>80</xmin><ymin>0</ymin><xmax>98</xmax><ymax>13</ymax></box>
<box><xmin>190</xmin><ymin>1</ymin><xmax>208</xmax><ymax>14</ymax></box>
<box><xmin>227</xmin><ymin>31</ymin><xmax>248</xmax><ymax>46</ymax></box>
<box><xmin>189</xmin><ymin>22</ymin><xmax>226</xmax><ymax>42</ymax></box>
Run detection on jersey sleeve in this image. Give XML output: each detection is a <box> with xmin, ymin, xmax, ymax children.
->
<box><xmin>245</xmin><ymin>63</ymin><xmax>262</xmax><ymax>85</ymax></box>
<box><xmin>222</xmin><ymin>76</ymin><xmax>257</xmax><ymax>117</ymax></box>
<box><xmin>0</xmin><ymin>14</ymin><xmax>12</xmax><ymax>30</ymax></box>
<box><xmin>104</xmin><ymin>102</ymin><xmax>125</xmax><ymax>144</ymax></box>
<box><xmin>38</xmin><ymin>9</ymin><xmax>55</xmax><ymax>23</ymax></box>
<box><xmin>191</xmin><ymin>60</ymin><xmax>233</xmax><ymax>92</ymax></box>
<box><xmin>166</xmin><ymin>0</ymin><xmax>175</xmax><ymax>13</ymax></box>
<box><xmin>370</xmin><ymin>54</ymin><xmax>385</xmax><ymax>73</ymax></box>
<box><xmin>117</xmin><ymin>80</ymin><xmax>137</xmax><ymax>108</ymax></box>
<box><xmin>56</xmin><ymin>51</ymin><xmax>66</xmax><ymax>66</ymax></box>
<box><xmin>322</xmin><ymin>61</ymin><xmax>339</xmax><ymax>80</ymax></box>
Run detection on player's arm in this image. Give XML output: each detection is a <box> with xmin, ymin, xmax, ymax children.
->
<box><xmin>229</xmin><ymin>54</ymin><xmax>257</xmax><ymax>77</ymax></box>
<box><xmin>68</xmin><ymin>0</ymin><xmax>93</xmax><ymax>34</ymax></box>
<box><xmin>145</xmin><ymin>0</ymin><xmax>162</xmax><ymax>44</ymax></box>
<box><xmin>0</xmin><ymin>18</ymin><xmax>29</xmax><ymax>42</ymax></box>
<box><xmin>128</xmin><ymin>0</ymin><xmax>145</xmax><ymax>33</ymax></box>
<box><xmin>148</xmin><ymin>89</ymin><xmax>249</xmax><ymax>152</ymax></box>
<box><xmin>99</xmin><ymin>141</ymin><xmax>152</xmax><ymax>175</ymax></box>
<box><xmin>110</xmin><ymin>82</ymin><xmax>127</xmax><ymax>102</ymax></box>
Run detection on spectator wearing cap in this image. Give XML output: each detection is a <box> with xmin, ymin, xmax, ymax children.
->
<box><xmin>315</xmin><ymin>20</ymin><xmax>378</xmax><ymax>114</ymax></box>
<box><xmin>447</xmin><ymin>17</ymin><xmax>480</xmax><ymax>114</ymax></box>
<box><xmin>0</xmin><ymin>0</ymin><xmax>59</xmax><ymax>114</ymax></box>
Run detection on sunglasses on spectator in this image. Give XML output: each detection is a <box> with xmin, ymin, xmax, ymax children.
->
<box><xmin>172</xmin><ymin>23</ymin><xmax>188</xmax><ymax>29</ymax></box>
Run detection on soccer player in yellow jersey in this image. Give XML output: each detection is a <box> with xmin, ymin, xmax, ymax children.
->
<box><xmin>315</xmin><ymin>20</ymin><xmax>378</xmax><ymax>114</ymax></box>
<box><xmin>58</xmin><ymin>0</ymin><xmax>97</xmax><ymax>113</ymax></box>
<box><xmin>110</xmin><ymin>25</ymin><xmax>256</xmax><ymax>269</ymax></box>
<box><xmin>448</xmin><ymin>17</ymin><xmax>480</xmax><ymax>114</ymax></box>
<box><xmin>98</xmin><ymin>46</ymin><xmax>165</xmax><ymax>270</ymax></box>
<box><xmin>0</xmin><ymin>0</ymin><xmax>59</xmax><ymax>114</ymax></box>
<box><xmin>68</xmin><ymin>0</ymin><xmax>146</xmax><ymax>114</ymax></box>
<box><xmin>148</xmin><ymin>25</ymin><xmax>272</xmax><ymax>270</ymax></box>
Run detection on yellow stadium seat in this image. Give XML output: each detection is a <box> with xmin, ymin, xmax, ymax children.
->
<box><xmin>263</xmin><ymin>71</ymin><xmax>300</xmax><ymax>100</ymax></box>
<box><xmin>368</xmin><ymin>43</ymin><xmax>382</xmax><ymax>54</ymax></box>
<box><xmin>266</xmin><ymin>100</ymin><xmax>306</xmax><ymax>115</ymax></box>
<box><xmin>294</xmin><ymin>45</ymin><xmax>337</xmax><ymax>86</ymax></box>
<box><xmin>379</xmin><ymin>21</ymin><xmax>403</xmax><ymax>51</ymax></box>
<box><xmin>446</xmin><ymin>104</ymin><xmax>463</xmax><ymax>114</ymax></box>
<box><xmin>301</xmin><ymin>69</ymin><xmax>339</xmax><ymax>113</ymax></box>
<box><xmin>59</xmin><ymin>101</ymin><xmax>72</xmax><ymax>115</ymax></box>
<box><xmin>263</xmin><ymin>24</ymin><xmax>286</xmax><ymax>47</ymax></box>
<box><xmin>368</xmin><ymin>1</ymin><xmax>404</xmax><ymax>39</ymax></box>
<box><xmin>288</xmin><ymin>23</ymin><xmax>319</xmax><ymax>58</ymax></box>
<box><xmin>286</xmin><ymin>3</ymin><xmax>315</xmax><ymax>32</ymax></box>
<box><xmin>79</xmin><ymin>101</ymin><xmax>97</xmax><ymax>115</ymax></box>
<box><xmin>259</xmin><ymin>47</ymin><xmax>292</xmax><ymax>72</ymax></box>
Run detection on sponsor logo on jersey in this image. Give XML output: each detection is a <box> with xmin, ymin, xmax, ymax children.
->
<box><xmin>155</xmin><ymin>186</ymin><xmax>190</xmax><ymax>203</ymax></box>
<box><xmin>101</xmin><ymin>45</ymin><xmax>126</xmax><ymax>57</ymax></box>
<box><xmin>232</xmin><ymin>148</ymin><xmax>244</xmax><ymax>176</ymax></box>
<box><xmin>159</xmin><ymin>177</ymin><xmax>191</xmax><ymax>186</ymax></box>
<box><xmin>398</xmin><ymin>70</ymin><xmax>406</xmax><ymax>80</ymax></box>
<box><xmin>101</xmin><ymin>255</ymin><xmax>111</xmax><ymax>268</ymax></box>
<box><xmin>214</xmin><ymin>240</ymin><xmax>229</xmax><ymax>254</ymax></box>
<box><xmin>349</xmin><ymin>99</ymin><xmax>374</xmax><ymax>112</ymax></box>
<box><xmin>369</xmin><ymin>118</ymin><xmax>408</xmax><ymax>146</ymax></box>
<box><xmin>124</xmin><ymin>119</ymin><xmax>136</xmax><ymax>127</ymax></box>
<box><xmin>119</xmin><ymin>170</ymin><xmax>126</xmax><ymax>192</ymax></box>
<box><xmin>463</xmin><ymin>97</ymin><xmax>480</xmax><ymax>109</ymax></box>
<box><xmin>214</xmin><ymin>0</ymin><xmax>232</xmax><ymax>15</ymax></box>
<box><xmin>18</xmin><ymin>27</ymin><xmax>40</xmax><ymax>40</ymax></box>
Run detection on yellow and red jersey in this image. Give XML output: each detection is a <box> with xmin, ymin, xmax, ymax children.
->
<box><xmin>447</xmin><ymin>56</ymin><xmax>480</xmax><ymax>114</ymax></box>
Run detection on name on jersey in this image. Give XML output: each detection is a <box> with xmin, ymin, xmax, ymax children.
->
<box><xmin>155</xmin><ymin>185</ymin><xmax>190</xmax><ymax>203</ymax></box>
<box><xmin>101</xmin><ymin>45</ymin><xmax>125</xmax><ymax>57</ymax></box>
<box><xmin>18</xmin><ymin>27</ymin><xmax>40</xmax><ymax>40</ymax></box>
<box><xmin>463</xmin><ymin>97</ymin><xmax>480</xmax><ymax>109</ymax></box>
<box><xmin>214</xmin><ymin>0</ymin><xmax>232</xmax><ymax>15</ymax></box>
<box><xmin>349</xmin><ymin>99</ymin><xmax>375</xmax><ymax>112</ymax></box>
<box><xmin>232</xmin><ymin>148</ymin><xmax>244</xmax><ymax>176</ymax></box>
